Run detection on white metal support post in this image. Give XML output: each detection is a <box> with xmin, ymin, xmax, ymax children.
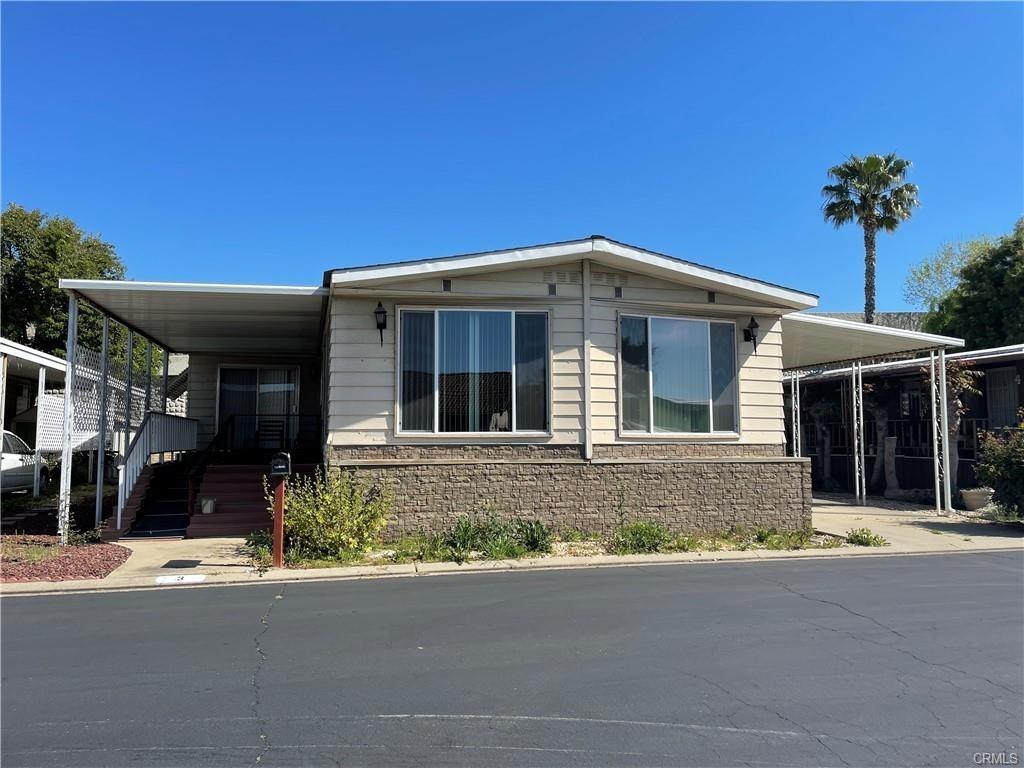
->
<box><xmin>794</xmin><ymin>376</ymin><xmax>802</xmax><ymax>460</ymax></box>
<box><xmin>57</xmin><ymin>296</ymin><xmax>79</xmax><ymax>545</ymax></box>
<box><xmin>161</xmin><ymin>349</ymin><xmax>169</xmax><ymax>414</ymax></box>
<box><xmin>857</xmin><ymin>362</ymin><xmax>867</xmax><ymax>501</ymax></box>
<box><xmin>930</xmin><ymin>352</ymin><xmax>941</xmax><ymax>513</ymax></box>
<box><xmin>144</xmin><ymin>341</ymin><xmax>152</xmax><ymax>413</ymax></box>
<box><xmin>32</xmin><ymin>366</ymin><xmax>46</xmax><ymax>496</ymax></box>
<box><xmin>159</xmin><ymin>347</ymin><xmax>169</xmax><ymax>462</ymax></box>
<box><xmin>850</xmin><ymin>365</ymin><xmax>861</xmax><ymax>504</ymax></box>
<box><xmin>94</xmin><ymin>317</ymin><xmax>110</xmax><ymax>526</ymax></box>
<box><xmin>938</xmin><ymin>348</ymin><xmax>952</xmax><ymax>514</ymax></box>
<box><xmin>0</xmin><ymin>352</ymin><xmax>7</xmax><ymax>431</ymax></box>
<box><xmin>118</xmin><ymin>332</ymin><xmax>134</xmax><ymax>527</ymax></box>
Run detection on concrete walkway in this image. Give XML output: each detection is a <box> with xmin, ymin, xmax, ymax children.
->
<box><xmin>812</xmin><ymin>497</ymin><xmax>1023</xmax><ymax>553</ymax></box>
<box><xmin>3</xmin><ymin>502</ymin><xmax>1020</xmax><ymax>596</ymax></box>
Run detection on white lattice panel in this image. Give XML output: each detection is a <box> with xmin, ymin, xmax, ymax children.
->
<box><xmin>37</xmin><ymin>341</ymin><xmax>177</xmax><ymax>455</ymax></box>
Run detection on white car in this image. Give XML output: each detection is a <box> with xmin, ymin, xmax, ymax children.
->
<box><xmin>1</xmin><ymin>430</ymin><xmax>46</xmax><ymax>493</ymax></box>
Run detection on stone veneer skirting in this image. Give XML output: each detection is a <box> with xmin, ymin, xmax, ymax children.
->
<box><xmin>328</xmin><ymin>444</ymin><xmax>811</xmax><ymax>537</ymax></box>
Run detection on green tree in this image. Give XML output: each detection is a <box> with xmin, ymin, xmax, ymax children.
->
<box><xmin>903</xmin><ymin>237</ymin><xmax>993</xmax><ymax>311</ymax></box>
<box><xmin>922</xmin><ymin>220</ymin><xmax>1024</xmax><ymax>348</ymax></box>
<box><xmin>1</xmin><ymin>203</ymin><xmax>124</xmax><ymax>356</ymax></box>
<box><xmin>822</xmin><ymin>154</ymin><xmax>920</xmax><ymax>324</ymax></box>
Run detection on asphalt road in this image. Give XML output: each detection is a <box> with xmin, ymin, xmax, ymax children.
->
<box><xmin>3</xmin><ymin>552</ymin><xmax>1022</xmax><ymax>767</ymax></box>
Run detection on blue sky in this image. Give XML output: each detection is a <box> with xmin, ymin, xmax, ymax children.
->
<box><xmin>2</xmin><ymin>2</ymin><xmax>1021</xmax><ymax>311</ymax></box>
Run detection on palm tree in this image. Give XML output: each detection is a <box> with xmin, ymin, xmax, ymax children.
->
<box><xmin>822</xmin><ymin>154</ymin><xmax>919</xmax><ymax>324</ymax></box>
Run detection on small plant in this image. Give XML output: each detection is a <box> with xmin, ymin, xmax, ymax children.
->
<box><xmin>609</xmin><ymin>519</ymin><xmax>671</xmax><ymax>554</ymax></box>
<box><xmin>426</xmin><ymin>508</ymin><xmax>555</xmax><ymax>563</ymax></box>
<box><xmin>65</xmin><ymin>525</ymin><xmax>101</xmax><ymax>547</ymax></box>
<box><xmin>668</xmin><ymin>534</ymin><xmax>701</xmax><ymax>552</ymax></box>
<box><xmin>514</xmin><ymin>519</ymin><xmax>553</xmax><ymax>554</ymax></box>
<box><xmin>263</xmin><ymin>467</ymin><xmax>392</xmax><ymax>562</ymax></box>
<box><xmin>976</xmin><ymin>413</ymin><xmax>1024</xmax><ymax>519</ymax></box>
<box><xmin>846</xmin><ymin>527</ymin><xmax>889</xmax><ymax>547</ymax></box>
<box><xmin>482</xmin><ymin>533</ymin><xmax>527</xmax><ymax>560</ymax></box>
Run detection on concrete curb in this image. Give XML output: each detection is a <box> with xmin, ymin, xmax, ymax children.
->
<box><xmin>2</xmin><ymin>544</ymin><xmax>1018</xmax><ymax>598</ymax></box>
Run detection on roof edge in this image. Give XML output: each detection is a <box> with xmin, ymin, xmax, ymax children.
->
<box><xmin>329</xmin><ymin>236</ymin><xmax>818</xmax><ymax>309</ymax></box>
<box><xmin>59</xmin><ymin>279</ymin><xmax>328</xmax><ymax>297</ymax></box>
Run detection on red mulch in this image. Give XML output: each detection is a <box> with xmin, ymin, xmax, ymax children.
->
<box><xmin>1</xmin><ymin>535</ymin><xmax>131</xmax><ymax>583</ymax></box>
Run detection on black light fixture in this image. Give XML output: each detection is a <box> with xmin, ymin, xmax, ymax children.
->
<box><xmin>743</xmin><ymin>316</ymin><xmax>760</xmax><ymax>354</ymax></box>
<box><xmin>374</xmin><ymin>302</ymin><xmax>388</xmax><ymax>346</ymax></box>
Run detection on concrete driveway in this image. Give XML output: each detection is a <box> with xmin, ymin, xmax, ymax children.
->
<box><xmin>812</xmin><ymin>496</ymin><xmax>1023</xmax><ymax>553</ymax></box>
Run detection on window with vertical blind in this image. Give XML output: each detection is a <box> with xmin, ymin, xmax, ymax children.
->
<box><xmin>619</xmin><ymin>315</ymin><xmax>738</xmax><ymax>434</ymax></box>
<box><xmin>398</xmin><ymin>309</ymin><xmax>550</xmax><ymax>434</ymax></box>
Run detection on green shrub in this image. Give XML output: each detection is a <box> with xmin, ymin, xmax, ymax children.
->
<box><xmin>436</xmin><ymin>512</ymin><xmax>557</xmax><ymax>565</ymax></box>
<box><xmin>514</xmin><ymin>519</ymin><xmax>553</xmax><ymax>553</ymax></box>
<box><xmin>609</xmin><ymin>520</ymin><xmax>671</xmax><ymax>554</ymax></box>
<box><xmin>668</xmin><ymin>534</ymin><xmax>701</xmax><ymax>552</ymax></box>
<box><xmin>976</xmin><ymin>417</ymin><xmax>1024</xmax><ymax>519</ymax></box>
<box><xmin>846</xmin><ymin>527</ymin><xmax>889</xmax><ymax>547</ymax></box>
<box><xmin>265</xmin><ymin>467</ymin><xmax>391</xmax><ymax>560</ymax></box>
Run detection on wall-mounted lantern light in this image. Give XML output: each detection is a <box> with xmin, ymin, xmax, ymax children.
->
<box><xmin>374</xmin><ymin>302</ymin><xmax>388</xmax><ymax>347</ymax></box>
<box><xmin>743</xmin><ymin>316</ymin><xmax>760</xmax><ymax>355</ymax></box>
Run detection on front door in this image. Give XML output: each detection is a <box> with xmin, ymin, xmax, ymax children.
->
<box><xmin>218</xmin><ymin>367</ymin><xmax>299</xmax><ymax>449</ymax></box>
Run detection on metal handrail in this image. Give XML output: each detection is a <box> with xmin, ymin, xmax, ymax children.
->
<box><xmin>117</xmin><ymin>412</ymin><xmax>198</xmax><ymax>529</ymax></box>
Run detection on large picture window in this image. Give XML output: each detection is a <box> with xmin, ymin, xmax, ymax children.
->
<box><xmin>620</xmin><ymin>315</ymin><xmax>738</xmax><ymax>434</ymax></box>
<box><xmin>399</xmin><ymin>309</ymin><xmax>549</xmax><ymax>434</ymax></box>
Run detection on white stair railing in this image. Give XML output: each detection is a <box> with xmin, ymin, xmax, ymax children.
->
<box><xmin>116</xmin><ymin>412</ymin><xmax>199</xmax><ymax>528</ymax></box>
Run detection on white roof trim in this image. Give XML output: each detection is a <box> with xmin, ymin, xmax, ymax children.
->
<box><xmin>596</xmin><ymin>240</ymin><xmax>817</xmax><ymax>309</ymax></box>
<box><xmin>0</xmin><ymin>337</ymin><xmax>67</xmax><ymax>371</ymax></box>
<box><xmin>784</xmin><ymin>312</ymin><xmax>964</xmax><ymax>348</ymax></box>
<box><xmin>794</xmin><ymin>343</ymin><xmax>1022</xmax><ymax>383</ymax></box>
<box><xmin>60</xmin><ymin>279</ymin><xmax>327</xmax><ymax>297</ymax></box>
<box><xmin>330</xmin><ymin>238</ymin><xmax>818</xmax><ymax>310</ymax></box>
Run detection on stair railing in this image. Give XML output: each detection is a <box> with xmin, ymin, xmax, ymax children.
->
<box><xmin>117</xmin><ymin>412</ymin><xmax>199</xmax><ymax>529</ymax></box>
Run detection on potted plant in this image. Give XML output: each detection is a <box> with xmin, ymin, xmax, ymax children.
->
<box><xmin>960</xmin><ymin>487</ymin><xmax>994</xmax><ymax>512</ymax></box>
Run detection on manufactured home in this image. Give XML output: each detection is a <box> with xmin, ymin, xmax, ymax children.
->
<box><xmin>56</xmin><ymin>237</ymin><xmax>964</xmax><ymax>539</ymax></box>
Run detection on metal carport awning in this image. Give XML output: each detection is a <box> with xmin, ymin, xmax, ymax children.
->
<box><xmin>59</xmin><ymin>280</ymin><xmax>328</xmax><ymax>355</ymax></box>
<box><xmin>50</xmin><ymin>279</ymin><xmax>328</xmax><ymax>544</ymax></box>
<box><xmin>781</xmin><ymin>313</ymin><xmax>963</xmax><ymax>370</ymax></box>
<box><xmin>781</xmin><ymin>312</ymin><xmax>965</xmax><ymax>515</ymax></box>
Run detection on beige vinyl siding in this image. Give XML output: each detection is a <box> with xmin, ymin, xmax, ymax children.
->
<box><xmin>589</xmin><ymin>307</ymin><xmax>785</xmax><ymax>445</ymax></box>
<box><xmin>327</xmin><ymin>288</ymin><xmax>584</xmax><ymax>445</ymax></box>
<box><xmin>326</xmin><ymin>260</ymin><xmax>786</xmax><ymax>448</ymax></box>
<box><xmin>349</xmin><ymin>265</ymin><xmax>583</xmax><ymax>299</ymax></box>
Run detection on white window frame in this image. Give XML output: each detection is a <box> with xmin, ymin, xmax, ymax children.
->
<box><xmin>395</xmin><ymin>306</ymin><xmax>553</xmax><ymax>437</ymax></box>
<box><xmin>617</xmin><ymin>312</ymin><xmax>740</xmax><ymax>437</ymax></box>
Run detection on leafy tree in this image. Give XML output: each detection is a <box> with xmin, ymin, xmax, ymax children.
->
<box><xmin>922</xmin><ymin>220</ymin><xmax>1024</xmax><ymax>349</ymax></box>
<box><xmin>822</xmin><ymin>154</ymin><xmax>919</xmax><ymax>324</ymax></box>
<box><xmin>1</xmin><ymin>203</ymin><xmax>124</xmax><ymax>356</ymax></box>
<box><xmin>903</xmin><ymin>237</ymin><xmax>993</xmax><ymax>311</ymax></box>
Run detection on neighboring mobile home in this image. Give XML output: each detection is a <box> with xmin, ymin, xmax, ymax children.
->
<box><xmin>57</xmin><ymin>237</ymin><xmax>963</xmax><ymax>539</ymax></box>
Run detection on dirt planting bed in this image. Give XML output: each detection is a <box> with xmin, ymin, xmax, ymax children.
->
<box><xmin>1</xmin><ymin>535</ymin><xmax>130</xmax><ymax>583</ymax></box>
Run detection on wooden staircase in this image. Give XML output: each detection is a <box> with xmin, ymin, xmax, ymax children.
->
<box><xmin>186</xmin><ymin>464</ymin><xmax>315</xmax><ymax>538</ymax></box>
<box><xmin>99</xmin><ymin>465</ymin><xmax>154</xmax><ymax>541</ymax></box>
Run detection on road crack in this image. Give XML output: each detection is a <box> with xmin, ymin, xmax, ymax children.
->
<box><xmin>251</xmin><ymin>584</ymin><xmax>286</xmax><ymax>766</ymax></box>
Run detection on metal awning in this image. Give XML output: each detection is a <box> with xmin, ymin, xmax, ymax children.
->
<box><xmin>782</xmin><ymin>313</ymin><xmax>964</xmax><ymax>370</ymax></box>
<box><xmin>0</xmin><ymin>337</ymin><xmax>66</xmax><ymax>383</ymax></box>
<box><xmin>59</xmin><ymin>280</ymin><xmax>328</xmax><ymax>355</ymax></box>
